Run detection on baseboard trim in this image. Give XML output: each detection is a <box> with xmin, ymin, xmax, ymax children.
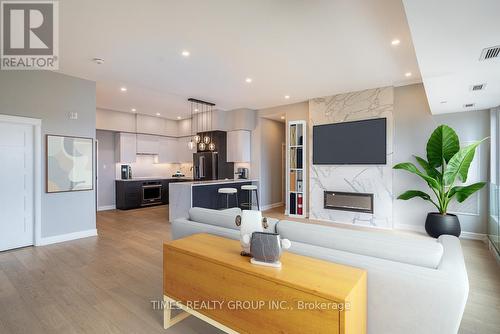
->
<box><xmin>98</xmin><ymin>205</ymin><xmax>116</xmax><ymax>211</ymax></box>
<box><xmin>487</xmin><ymin>239</ymin><xmax>500</xmax><ymax>264</ymax></box>
<box><xmin>38</xmin><ymin>229</ymin><xmax>98</xmax><ymax>246</ymax></box>
<box><xmin>460</xmin><ymin>231</ymin><xmax>487</xmax><ymax>241</ymax></box>
<box><xmin>261</xmin><ymin>202</ymin><xmax>284</xmax><ymax>211</ymax></box>
<box><xmin>396</xmin><ymin>224</ymin><xmax>486</xmax><ymax>241</ymax></box>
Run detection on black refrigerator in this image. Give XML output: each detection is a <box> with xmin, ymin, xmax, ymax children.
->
<box><xmin>193</xmin><ymin>152</ymin><xmax>218</xmax><ymax>180</ymax></box>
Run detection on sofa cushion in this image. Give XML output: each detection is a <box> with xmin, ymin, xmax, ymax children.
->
<box><xmin>277</xmin><ymin>220</ymin><xmax>444</xmax><ymax>269</ymax></box>
<box><xmin>188</xmin><ymin>207</ymin><xmax>241</xmax><ymax>230</ymax></box>
<box><xmin>188</xmin><ymin>207</ymin><xmax>278</xmax><ymax>233</ymax></box>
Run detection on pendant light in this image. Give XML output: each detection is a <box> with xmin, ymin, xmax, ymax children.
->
<box><xmin>193</xmin><ymin>102</ymin><xmax>201</xmax><ymax>144</ymax></box>
<box><xmin>188</xmin><ymin>101</ymin><xmax>195</xmax><ymax>150</ymax></box>
<box><xmin>208</xmin><ymin>104</ymin><xmax>216</xmax><ymax>151</ymax></box>
<box><xmin>187</xmin><ymin>98</ymin><xmax>216</xmax><ymax>151</ymax></box>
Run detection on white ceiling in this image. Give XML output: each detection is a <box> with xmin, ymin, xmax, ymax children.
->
<box><xmin>403</xmin><ymin>0</ymin><xmax>500</xmax><ymax>114</ymax></box>
<box><xmin>58</xmin><ymin>0</ymin><xmax>420</xmax><ymax>120</ymax></box>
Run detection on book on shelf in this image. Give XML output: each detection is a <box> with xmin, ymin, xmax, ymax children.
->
<box><xmin>296</xmin><ymin>147</ymin><xmax>303</xmax><ymax>169</ymax></box>
<box><xmin>297</xmin><ymin>193</ymin><xmax>303</xmax><ymax>215</ymax></box>
<box><xmin>290</xmin><ymin>171</ymin><xmax>296</xmax><ymax>192</ymax></box>
<box><xmin>290</xmin><ymin>148</ymin><xmax>297</xmax><ymax>168</ymax></box>
<box><xmin>290</xmin><ymin>125</ymin><xmax>297</xmax><ymax>145</ymax></box>
<box><xmin>290</xmin><ymin>193</ymin><xmax>296</xmax><ymax>215</ymax></box>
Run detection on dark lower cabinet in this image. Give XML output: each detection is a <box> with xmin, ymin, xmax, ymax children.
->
<box><xmin>116</xmin><ymin>179</ymin><xmax>191</xmax><ymax>210</ymax></box>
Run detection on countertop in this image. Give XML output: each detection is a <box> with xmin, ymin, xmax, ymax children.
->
<box><xmin>169</xmin><ymin>178</ymin><xmax>258</xmax><ymax>186</ymax></box>
<box><xmin>116</xmin><ymin>177</ymin><xmax>193</xmax><ymax>182</ymax></box>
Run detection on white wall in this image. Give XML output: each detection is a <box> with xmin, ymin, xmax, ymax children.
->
<box><xmin>0</xmin><ymin>71</ymin><xmax>96</xmax><ymax>238</ymax></box>
<box><xmin>96</xmin><ymin>108</ymin><xmax>136</xmax><ymax>133</ymax></box>
<box><xmin>97</xmin><ymin>108</ymin><xmax>257</xmax><ymax>135</ymax></box>
<box><xmin>393</xmin><ymin>84</ymin><xmax>490</xmax><ymax>235</ymax></box>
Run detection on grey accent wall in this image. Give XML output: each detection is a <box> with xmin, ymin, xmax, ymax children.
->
<box><xmin>96</xmin><ymin>130</ymin><xmax>116</xmax><ymax>209</ymax></box>
<box><xmin>394</xmin><ymin>84</ymin><xmax>490</xmax><ymax>234</ymax></box>
<box><xmin>0</xmin><ymin>71</ymin><xmax>96</xmax><ymax>238</ymax></box>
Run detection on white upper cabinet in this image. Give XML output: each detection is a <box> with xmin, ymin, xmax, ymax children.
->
<box><xmin>136</xmin><ymin>134</ymin><xmax>159</xmax><ymax>155</ymax></box>
<box><xmin>115</xmin><ymin>132</ymin><xmax>137</xmax><ymax>163</ymax></box>
<box><xmin>177</xmin><ymin>137</ymin><xmax>194</xmax><ymax>163</ymax></box>
<box><xmin>157</xmin><ymin>137</ymin><xmax>177</xmax><ymax>163</ymax></box>
<box><xmin>227</xmin><ymin>130</ymin><xmax>251</xmax><ymax>162</ymax></box>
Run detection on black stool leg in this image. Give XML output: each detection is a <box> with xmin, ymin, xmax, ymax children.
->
<box><xmin>255</xmin><ymin>189</ymin><xmax>260</xmax><ymax>211</ymax></box>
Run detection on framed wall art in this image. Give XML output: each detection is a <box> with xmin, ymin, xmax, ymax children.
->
<box><xmin>46</xmin><ymin>135</ymin><xmax>93</xmax><ymax>193</ymax></box>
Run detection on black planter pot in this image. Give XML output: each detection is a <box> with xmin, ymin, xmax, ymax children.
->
<box><xmin>425</xmin><ymin>213</ymin><xmax>461</xmax><ymax>238</ymax></box>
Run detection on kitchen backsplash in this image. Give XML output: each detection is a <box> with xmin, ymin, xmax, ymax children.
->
<box><xmin>115</xmin><ymin>155</ymin><xmax>193</xmax><ymax>179</ymax></box>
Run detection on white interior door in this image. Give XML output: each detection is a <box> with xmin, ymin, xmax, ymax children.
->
<box><xmin>0</xmin><ymin>121</ymin><xmax>34</xmax><ymax>251</ymax></box>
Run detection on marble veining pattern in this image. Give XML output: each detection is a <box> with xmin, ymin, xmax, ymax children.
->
<box><xmin>309</xmin><ymin>87</ymin><xmax>394</xmax><ymax>228</ymax></box>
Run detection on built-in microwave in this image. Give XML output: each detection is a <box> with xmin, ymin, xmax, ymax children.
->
<box><xmin>141</xmin><ymin>182</ymin><xmax>162</xmax><ymax>206</ymax></box>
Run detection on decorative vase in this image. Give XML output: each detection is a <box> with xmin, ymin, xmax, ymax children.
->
<box><xmin>425</xmin><ymin>212</ymin><xmax>461</xmax><ymax>238</ymax></box>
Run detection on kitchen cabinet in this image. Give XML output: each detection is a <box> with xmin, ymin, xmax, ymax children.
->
<box><xmin>116</xmin><ymin>180</ymin><xmax>142</xmax><ymax>209</ymax></box>
<box><xmin>115</xmin><ymin>132</ymin><xmax>137</xmax><ymax>163</ymax></box>
<box><xmin>116</xmin><ymin>178</ymin><xmax>192</xmax><ymax>210</ymax></box>
<box><xmin>177</xmin><ymin>137</ymin><xmax>194</xmax><ymax>163</ymax></box>
<box><xmin>226</xmin><ymin>130</ymin><xmax>250</xmax><ymax>162</ymax></box>
<box><xmin>157</xmin><ymin>137</ymin><xmax>178</xmax><ymax>163</ymax></box>
<box><xmin>137</xmin><ymin>134</ymin><xmax>159</xmax><ymax>154</ymax></box>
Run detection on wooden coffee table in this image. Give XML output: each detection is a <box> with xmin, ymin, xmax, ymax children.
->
<box><xmin>163</xmin><ymin>233</ymin><xmax>366</xmax><ymax>334</ymax></box>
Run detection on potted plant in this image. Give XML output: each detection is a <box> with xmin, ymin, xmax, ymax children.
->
<box><xmin>394</xmin><ymin>125</ymin><xmax>487</xmax><ymax>238</ymax></box>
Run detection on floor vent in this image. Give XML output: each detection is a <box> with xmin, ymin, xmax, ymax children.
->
<box><xmin>480</xmin><ymin>46</ymin><xmax>500</xmax><ymax>60</ymax></box>
<box><xmin>471</xmin><ymin>83</ymin><xmax>486</xmax><ymax>91</ymax></box>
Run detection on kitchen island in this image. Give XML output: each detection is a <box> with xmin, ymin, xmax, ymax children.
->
<box><xmin>168</xmin><ymin>179</ymin><xmax>258</xmax><ymax>222</ymax></box>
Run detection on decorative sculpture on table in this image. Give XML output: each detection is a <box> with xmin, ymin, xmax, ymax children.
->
<box><xmin>235</xmin><ymin>210</ymin><xmax>291</xmax><ymax>268</ymax></box>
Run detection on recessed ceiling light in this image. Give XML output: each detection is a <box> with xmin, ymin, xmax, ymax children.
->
<box><xmin>92</xmin><ymin>57</ymin><xmax>104</xmax><ymax>64</ymax></box>
<box><xmin>156</xmin><ymin>112</ymin><xmax>161</xmax><ymax>116</ymax></box>
<box><xmin>194</xmin><ymin>108</ymin><xmax>199</xmax><ymax>112</ymax></box>
<box><xmin>405</xmin><ymin>72</ymin><xmax>412</xmax><ymax>77</ymax></box>
<box><xmin>120</xmin><ymin>87</ymin><xmax>127</xmax><ymax>92</ymax></box>
<box><xmin>280</xmin><ymin>116</ymin><xmax>285</xmax><ymax>120</ymax></box>
<box><xmin>284</xmin><ymin>95</ymin><xmax>290</xmax><ymax>99</ymax></box>
<box><xmin>131</xmin><ymin>108</ymin><xmax>136</xmax><ymax>112</ymax></box>
<box><xmin>181</xmin><ymin>50</ymin><xmax>190</xmax><ymax>57</ymax></box>
<box><xmin>245</xmin><ymin>78</ymin><xmax>252</xmax><ymax>83</ymax></box>
<box><xmin>176</xmin><ymin>116</ymin><xmax>182</xmax><ymax>120</ymax></box>
<box><xmin>391</xmin><ymin>39</ymin><xmax>400</xmax><ymax>46</ymax></box>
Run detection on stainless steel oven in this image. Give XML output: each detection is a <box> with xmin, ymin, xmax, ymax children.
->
<box><xmin>141</xmin><ymin>182</ymin><xmax>162</xmax><ymax>206</ymax></box>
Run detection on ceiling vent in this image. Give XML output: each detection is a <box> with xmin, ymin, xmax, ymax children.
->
<box><xmin>479</xmin><ymin>45</ymin><xmax>500</xmax><ymax>60</ymax></box>
<box><xmin>471</xmin><ymin>83</ymin><xmax>486</xmax><ymax>91</ymax></box>
<box><xmin>464</xmin><ymin>103</ymin><xmax>475</xmax><ymax>108</ymax></box>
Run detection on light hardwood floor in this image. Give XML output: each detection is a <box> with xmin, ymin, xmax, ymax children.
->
<box><xmin>0</xmin><ymin>205</ymin><xmax>498</xmax><ymax>334</ymax></box>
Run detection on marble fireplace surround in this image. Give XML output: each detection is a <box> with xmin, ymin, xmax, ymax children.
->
<box><xmin>309</xmin><ymin>87</ymin><xmax>394</xmax><ymax>229</ymax></box>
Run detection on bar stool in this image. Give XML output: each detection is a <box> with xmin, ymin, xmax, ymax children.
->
<box><xmin>218</xmin><ymin>188</ymin><xmax>239</xmax><ymax>209</ymax></box>
<box><xmin>241</xmin><ymin>185</ymin><xmax>260</xmax><ymax>210</ymax></box>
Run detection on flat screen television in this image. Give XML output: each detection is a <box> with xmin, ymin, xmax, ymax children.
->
<box><xmin>313</xmin><ymin>118</ymin><xmax>386</xmax><ymax>165</ymax></box>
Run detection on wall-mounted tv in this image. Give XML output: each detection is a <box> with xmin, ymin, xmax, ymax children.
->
<box><xmin>313</xmin><ymin>118</ymin><xmax>387</xmax><ymax>165</ymax></box>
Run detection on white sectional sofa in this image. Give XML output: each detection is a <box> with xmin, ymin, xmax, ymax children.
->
<box><xmin>172</xmin><ymin>207</ymin><xmax>469</xmax><ymax>334</ymax></box>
